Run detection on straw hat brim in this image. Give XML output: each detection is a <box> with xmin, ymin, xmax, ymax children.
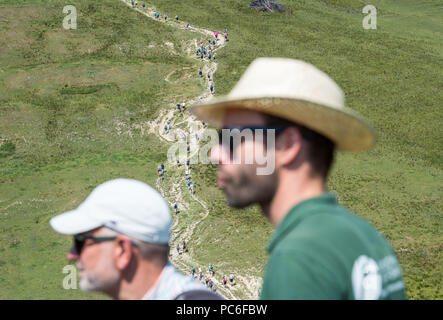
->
<box><xmin>191</xmin><ymin>97</ymin><xmax>376</xmax><ymax>152</ymax></box>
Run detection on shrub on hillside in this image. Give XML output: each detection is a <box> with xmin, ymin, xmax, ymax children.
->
<box><xmin>0</xmin><ymin>140</ymin><xmax>16</xmax><ymax>158</ymax></box>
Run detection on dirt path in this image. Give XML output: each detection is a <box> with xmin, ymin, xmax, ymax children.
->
<box><xmin>120</xmin><ymin>0</ymin><xmax>261</xmax><ymax>300</ymax></box>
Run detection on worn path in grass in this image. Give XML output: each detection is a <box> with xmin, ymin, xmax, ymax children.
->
<box><xmin>120</xmin><ymin>0</ymin><xmax>261</xmax><ymax>299</ymax></box>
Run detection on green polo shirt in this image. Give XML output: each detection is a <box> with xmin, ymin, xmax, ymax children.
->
<box><xmin>260</xmin><ymin>192</ymin><xmax>406</xmax><ymax>300</ymax></box>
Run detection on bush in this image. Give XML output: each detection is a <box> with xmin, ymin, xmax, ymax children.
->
<box><xmin>0</xmin><ymin>141</ymin><xmax>16</xmax><ymax>158</ymax></box>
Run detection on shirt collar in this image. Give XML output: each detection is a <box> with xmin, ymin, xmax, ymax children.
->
<box><xmin>140</xmin><ymin>262</ymin><xmax>170</xmax><ymax>300</ymax></box>
<box><xmin>267</xmin><ymin>192</ymin><xmax>337</xmax><ymax>253</ymax></box>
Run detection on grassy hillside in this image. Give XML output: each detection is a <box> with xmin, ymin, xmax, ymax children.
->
<box><xmin>0</xmin><ymin>0</ymin><xmax>204</xmax><ymax>299</ymax></box>
<box><xmin>0</xmin><ymin>0</ymin><xmax>441</xmax><ymax>299</ymax></box>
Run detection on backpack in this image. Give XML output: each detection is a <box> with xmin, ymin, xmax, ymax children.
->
<box><xmin>174</xmin><ymin>290</ymin><xmax>223</xmax><ymax>300</ymax></box>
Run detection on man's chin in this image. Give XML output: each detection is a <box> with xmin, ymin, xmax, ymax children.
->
<box><xmin>79</xmin><ymin>278</ymin><xmax>96</xmax><ymax>291</ymax></box>
<box><xmin>79</xmin><ymin>276</ymin><xmax>111</xmax><ymax>292</ymax></box>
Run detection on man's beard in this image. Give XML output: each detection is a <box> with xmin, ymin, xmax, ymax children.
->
<box><xmin>77</xmin><ymin>253</ymin><xmax>120</xmax><ymax>293</ymax></box>
<box><xmin>223</xmin><ymin>165</ymin><xmax>278</xmax><ymax>214</ymax></box>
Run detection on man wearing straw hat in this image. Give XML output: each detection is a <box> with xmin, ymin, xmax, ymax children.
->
<box><xmin>191</xmin><ymin>58</ymin><xmax>406</xmax><ymax>299</ymax></box>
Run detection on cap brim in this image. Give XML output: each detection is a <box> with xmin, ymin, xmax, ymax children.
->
<box><xmin>50</xmin><ymin>209</ymin><xmax>103</xmax><ymax>235</ymax></box>
<box><xmin>191</xmin><ymin>97</ymin><xmax>376</xmax><ymax>152</ymax></box>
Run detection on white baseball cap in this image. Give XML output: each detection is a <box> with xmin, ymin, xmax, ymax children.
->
<box><xmin>50</xmin><ymin>179</ymin><xmax>171</xmax><ymax>244</ymax></box>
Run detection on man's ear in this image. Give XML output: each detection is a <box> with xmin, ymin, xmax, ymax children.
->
<box><xmin>113</xmin><ymin>236</ymin><xmax>133</xmax><ymax>270</ymax></box>
<box><xmin>275</xmin><ymin>127</ymin><xmax>303</xmax><ymax>168</ymax></box>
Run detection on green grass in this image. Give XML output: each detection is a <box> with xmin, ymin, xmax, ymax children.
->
<box><xmin>0</xmin><ymin>0</ymin><xmax>441</xmax><ymax>299</ymax></box>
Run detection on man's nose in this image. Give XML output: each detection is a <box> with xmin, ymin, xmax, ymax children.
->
<box><xmin>66</xmin><ymin>246</ymin><xmax>79</xmax><ymax>261</ymax></box>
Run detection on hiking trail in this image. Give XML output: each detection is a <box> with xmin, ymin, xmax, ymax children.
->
<box><xmin>120</xmin><ymin>0</ymin><xmax>262</xmax><ymax>299</ymax></box>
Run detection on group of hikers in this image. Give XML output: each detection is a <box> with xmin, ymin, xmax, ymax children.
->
<box><xmin>176</xmin><ymin>240</ymin><xmax>188</xmax><ymax>254</ymax></box>
<box><xmin>176</xmin><ymin>101</ymin><xmax>186</xmax><ymax>112</ymax></box>
<box><xmin>158</xmin><ymin>157</ymin><xmax>194</xmax><ymax>193</ymax></box>
<box><xmin>196</xmin><ymin>39</ymin><xmax>218</xmax><ymax>61</ymax></box>
<box><xmin>130</xmin><ymin>0</ymin><xmax>194</xmax><ymax>31</ymax></box>
<box><xmin>189</xmin><ymin>264</ymin><xmax>235</xmax><ymax>292</ymax></box>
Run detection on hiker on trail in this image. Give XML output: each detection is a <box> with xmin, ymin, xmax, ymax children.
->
<box><xmin>182</xmin><ymin>102</ymin><xmax>186</xmax><ymax>111</ymax></box>
<box><xmin>183</xmin><ymin>241</ymin><xmax>187</xmax><ymax>252</ymax></box>
<box><xmin>212</xmin><ymin>39</ymin><xmax>216</xmax><ymax>45</ymax></box>
<box><xmin>199</xmin><ymin>68</ymin><xmax>203</xmax><ymax>77</ymax></box>
<box><xmin>164</xmin><ymin>125</ymin><xmax>168</xmax><ymax>134</ymax></box>
<box><xmin>207</xmin><ymin>73</ymin><xmax>211</xmax><ymax>80</ymax></box>
<box><xmin>186</xmin><ymin>23</ymin><xmax>190</xmax><ymax>29</ymax></box>
<box><xmin>208</xmin><ymin>52</ymin><xmax>211</xmax><ymax>60</ymax></box>
<box><xmin>190</xmin><ymin>183</ymin><xmax>194</xmax><ymax>194</ymax></box>
<box><xmin>164</xmin><ymin>14</ymin><xmax>168</xmax><ymax>21</ymax></box>
<box><xmin>208</xmin><ymin>38</ymin><xmax>211</xmax><ymax>44</ymax></box>
<box><xmin>204</xmin><ymin>277</ymin><xmax>208</xmax><ymax>286</ymax></box>
<box><xmin>191</xmin><ymin>266</ymin><xmax>195</xmax><ymax>277</ymax></box>
<box><xmin>213</xmin><ymin>53</ymin><xmax>216</xmax><ymax>60</ymax></box>
<box><xmin>186</xmin><ymin>174</ymin><xmax>191</xmax><ymax>182</ymax></box>
<box><xmin>214</xmin><ymin>31</ymin><xmax>218</xmax><ymax>39</ymax></box>
<box><xmin>200</xmin><ymin>53</ymin><xmax>204</xmax><ymax>60</ymax></box>
<box><xmin>209</xmin><ymin>264</ymin><xmax>214</xmax><ymax>276</ymax></box>
<box><xmin>196</xmin><ymin>48</ymin><xmax>200</xmax><ymax>56</ymax></box>
<box><xmin>209</xmin><ymin>84</ymin><xmax>214</xmax><ymax>94</ymax></box>
<box><xmin>203</xmin><ymin>47</ymin><xmax>206</xmax><ymax>55</ymax></box>
<box><xmin>190</xmin><ymin>57</ymin><xmax>406</xmax><ymax>300</ymax></box>
<box><xmin>222</xmin><ymin>275</ymin><xmax>227</xmax><ymax>287</ymax></box>
<box><xmin>157</xmin><ymin>165</ymin><xmax>164</xmax><ymax>180</ymax></box>
<box><xmin>186</xmin><ymin>180</ymin><xmax>191</xmax><ymax>188</ymax></box>
<box><xmin>176</xmin><ymin>244</ymin><xmax>180</xmax><ymax>254</ymax></box>
<box><xmin>142</xmin><ymin>2</ymin><xmax>145</xmax><ymax>8</ymax></box>
<box><xmin>199</xmin><ymin>267</ymin><xmax>203</xmax><ymax>280</ymax></box>
<box><xmin>177</xmin><ymin>103</ymin><xmax>181</xmax><ymax>112</ymax></box>
<box><xmin>229</xmin><ymin>274</ymin><xmax>235</xmax><ymax>285</ymax></box>
<box><xmin>173</xmin><ymin>202</ymin><xmax>179</xmax><ymax>214</ymax></box>
<box><xmin>209</xmin><ymin>280</ymin><xmax>214</xmax><ymax>289</ymax></box>
<box><xmin>175</xmin><ymin>15</ymin><xmax>179</xmax><ymax>22</ymax></box>
<box><xmin>131</xmin><ymin>0</ymin><xmax>135</xmax><ymax>8</ymax></box>
<box><xmin>186</xmin><ymin>159</ymin><xmax>190</xmax><ymax>167</ymax></box>
<box><xmin>50</xmin><ymin>179</ymin><xmax>220</xmax><ymax>300</ymax></box>
<box><xmin>187</xmin><ymin>144</ymin><xmax>191</xmax><ymax>153</ymax></box>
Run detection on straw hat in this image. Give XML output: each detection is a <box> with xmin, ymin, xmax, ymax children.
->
<box><xmin>191</xmin><ymin>57</ymin><xmax>375</xmax><ymax>152</ymax></box>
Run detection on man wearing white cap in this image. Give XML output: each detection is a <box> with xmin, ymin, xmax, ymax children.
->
<box><xmin>191</xmin><ymin>58</ymin><xmax>406</xmax><ymax>299</ymax></box>
<box><xmin>50</xmin><ymin>178</ymin><xmax>221</xmax><ymax>300</ymax></box>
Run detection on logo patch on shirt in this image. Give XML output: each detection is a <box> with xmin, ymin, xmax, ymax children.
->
<box><xmin>352</xmin><ymin>255</ymin><xmax>382</xmax><ymax>300</ymax></box>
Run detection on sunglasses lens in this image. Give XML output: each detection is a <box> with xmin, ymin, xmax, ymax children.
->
<box><xmin>74</xmin><ymin>238</ymin><xmax>84</xmax><ymax>254</ymax></box>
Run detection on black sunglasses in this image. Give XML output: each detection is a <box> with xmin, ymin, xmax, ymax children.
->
<box><xmin>73</xmin><ymin>235</ymin><xmax>138</xmax><ymax>254</ymax></box>
<box><xmin>217</xmin><ymin>126</ymin><xmax>290</xmax><ymax>155</ymax></box>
